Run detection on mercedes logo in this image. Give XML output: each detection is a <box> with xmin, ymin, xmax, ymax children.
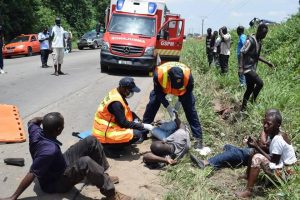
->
<box><xmin>123</xmin><ymin>46</ymin><xmax>130</xmax><ymax>54</ymax></box>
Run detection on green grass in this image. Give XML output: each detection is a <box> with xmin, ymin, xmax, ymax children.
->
<box><xmin>162</xmin><ymin>12</ymin><xmax>300</xmax><ymax>200</ymax></box>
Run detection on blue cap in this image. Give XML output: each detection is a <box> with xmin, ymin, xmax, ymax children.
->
<box><xmin>168</xmin><ymin>67</ymin><xmax>184</xmax><ymax>89</ymax></box>
<box><xmin>119</xmin><ymin>77</ymin><xmax>141</xmax><ymax>93</ymax></box>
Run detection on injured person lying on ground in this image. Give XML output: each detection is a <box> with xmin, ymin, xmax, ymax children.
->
<box><xmin>143</xmin><ymin>112</ymin><xmax>191</xmax><ymax>168</ymax></box>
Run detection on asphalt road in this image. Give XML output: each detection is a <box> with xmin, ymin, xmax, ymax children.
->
<box><xmin>0</xmin><ymin>49</ymin><xmax>153</xmax><ymax>199</ymax></box>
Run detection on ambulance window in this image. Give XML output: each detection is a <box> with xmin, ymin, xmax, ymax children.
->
<box><xmin>177</xmin><ymin>21</ymin><xmax>183</xmax><ymax>37</ymax></box>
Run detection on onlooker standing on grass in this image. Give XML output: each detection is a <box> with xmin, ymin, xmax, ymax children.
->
<box><xmin>240</xmin><ymin>23</ymin><xmax>274</xmax><ymax>111</ymax></box>
<box><xmin>38</xmin><ymin>27</ymin><xmax>51</xmax><ymax>68</ymax></box>
<box><xmin>0</xmin><ymin>25</ymin><xmax>5</xmax><ymax>74</ymax></box>
<box><xmin>50</xmin><ymin>17</ymin><xmax>66</xmax><ymax>76</ymax></box>
<box><xmin>219</xmin><ymin>26</ymin><xmax>231</xmax><ymax>74</ymax></box>
<box><xmin>237</xmin><ymin>26</ymin><xmax>247</xmax><ymax>87</ymax></box>
<box><xmin>205</xmin><ymin>28</ymin><xmax>214</xmax><ymax>66</ymax></box>
<box><xmin>213</xmin><ymin>30</ymin><xmax>221</xmax><ymax>68</ymax></box>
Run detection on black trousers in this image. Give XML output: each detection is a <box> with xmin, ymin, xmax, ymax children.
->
<box><xmin>0</xmin><ymin>44</ymin><xmax>3</xmax><ymax>69</ymax></box>
<box><xmin>241</xmin><ymin>70</ymin><xmax>264</xmax><ymax>111</ymax></box>
<box><xmin>219</xmin><ymin>54</ymin><xmax>229</xmax><ymax>73</ymax></box>
<box><xmin>206</xmin><ymin>51</ymin><xmax>213</xmax><ymax>66</ymax></box>
<box><xmin>48</xmin><ymin>136</ymin><xmax>115</xmax><ymax>197</ymax></box>
<box><xmin>143</xmin><ymin>90</ymin><xmax>203</xmax><ymax>139</ymax></box>
<box><xmin>40</xmin><ymin>49</ymin><xmax>50</xmax><ymax>65</ymax></box>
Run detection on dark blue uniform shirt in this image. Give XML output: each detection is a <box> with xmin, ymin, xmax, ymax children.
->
<box><xmin>28</xmin><ymin>123</ymin><xmax>66</xmax><ymax>193</ymax></box>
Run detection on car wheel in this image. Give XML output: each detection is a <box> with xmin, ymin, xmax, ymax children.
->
<box><xmin>27</xmin><ymin>47</ymin><xmax>33</xmax><ymax>56</ymax></box>
<box><xmin>78</xmin><ymin>46</ymin><xmax>83</xmax><ymax>50</ymax></box>
<box><xmin>101</xmin><ymin>64</ymin><xmax>108</xmax><ymax>73</ymax></box>
<box><xmin>4</xmin><ymin>56</ymin><xmax>11</xmax><ymax>59</ymax></box>
<box><xmin>90</xmin><ymin>42</ymin><xmax>97</xmax><ymax>49</ymax></box>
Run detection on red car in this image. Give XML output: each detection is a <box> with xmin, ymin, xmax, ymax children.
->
<box><xmin>2</xmin><ymin>34</ymin><xmax>40</xmax><ymax>58</ymax></box>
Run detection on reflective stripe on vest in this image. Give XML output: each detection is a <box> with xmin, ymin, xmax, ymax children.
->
<box><xmin>157</xmin><ymin>62</ymin><xmax>191</xmax><ymax>96</ymax></box>
<box><xmin>92</xmin><ymin>88</ymin><xmax>133</xmax><ymax>143</ymax></box>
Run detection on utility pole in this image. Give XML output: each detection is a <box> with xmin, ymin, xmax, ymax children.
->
<box><xmin>200</xmin><ymin>16</ymin><xmax>207</xmax><ymax>36</ymax></box>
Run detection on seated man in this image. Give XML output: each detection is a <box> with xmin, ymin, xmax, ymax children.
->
<box><xmin>0</xmin><ymin>112</ymin><xmax>130</xmax><ymax>200</ymax></box>
<box><xmin>236</xmin><ymin>111</ymin><xmax>297</xmax><ymax>198</ymax></box>
<box><xmin>143</xmin><ymin>113</ymin><xmax>191</xmax><ymax>166</ymax></box>
<box><xmin>92</xmin><ymin>77</ymin><xmax>153</xmax><ymax>145</ymax></box>
<box><xmin>190</xmin><ymin>109</ymin><xmax>279</xmax><ymax>170</ymax></box>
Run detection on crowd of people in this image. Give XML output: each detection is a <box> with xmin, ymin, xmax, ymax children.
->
<box><xmin>0</xmin><ymin>17</ymin><xmax>71</xmax><ymax>76</ymax></box>
<box><xmin>0</xmin><ymin>20</ymin><xmax>297</xmax><ymax>199</ymax></box>
<box><xmin>206</xmin><ymin>23</ymin><xmax>274</xmax><ymax>111</ymax></box>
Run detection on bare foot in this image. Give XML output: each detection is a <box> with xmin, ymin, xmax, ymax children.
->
<box><xmin>235</xmin><ymin>190</ymin><xmax>252</xmax><ymax>198</ymax></box>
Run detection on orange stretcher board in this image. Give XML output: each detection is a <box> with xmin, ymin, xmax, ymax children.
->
<box><xmin>0</xmin><ymin>104</ymin><xmax>26</xmax><ymax>143</ymax></box>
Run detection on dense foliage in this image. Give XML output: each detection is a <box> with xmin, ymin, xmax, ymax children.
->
<box><xmin>0</xmin><ymin>0</ymin><xmax>109</xmax><ymax>41</ymax></box>
<box><xmin>163</xmin><ymin>12</ymin><xmax>300</xmax><ymax>200</ymax></box>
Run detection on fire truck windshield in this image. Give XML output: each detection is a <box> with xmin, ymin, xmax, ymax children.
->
<box><xmin>108</xmin><ymin>14</ymin><xmax>156</xmax><ymax>37</ymax></box>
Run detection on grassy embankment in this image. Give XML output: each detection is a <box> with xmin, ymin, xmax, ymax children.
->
<box><xmin>162</xmin><ymin>13</ymin><xmax>300</xmax><ymax>200</ymax></box>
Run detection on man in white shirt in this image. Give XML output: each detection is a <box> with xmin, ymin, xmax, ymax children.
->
<box><xmin>38</xmin><ymin>27</ymin><xmax>50</xmax><ymax>68</ymax></box>
<box><xmin>50</xmin><ymin>17</ymin><xmax>65</xmax><ymax>76</ymax></box>
<box><xmin>236</xmin><ymin>111</ymin><xmax>297</xmax><ymax>198</ymax></box>
<box><xmin>219</xmin><ymin>26</ymin><xmax>231</xmax><ymax>74</ymax></box>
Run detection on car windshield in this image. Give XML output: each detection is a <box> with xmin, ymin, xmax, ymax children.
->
<box><xmin>10</xmin><ymin>36</ymin><xmax>30</xmax><ymax>43</ymax></box>
<box><xmin>108</xmin><ymin>14</ymin><xmax>156</xmax><ymax>37</ymax></box>
<box><xmin>82</xmin><ymin>31</ymin><xmax>96</xmax><ymax>38</ymax></box>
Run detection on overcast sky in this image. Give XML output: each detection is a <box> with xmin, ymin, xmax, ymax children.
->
<box><xmin>165</xmin><ymin>0</ymin><xmax>299</xmax><ymax>34</ymax></box>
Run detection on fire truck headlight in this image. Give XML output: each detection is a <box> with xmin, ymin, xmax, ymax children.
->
<box><xmin>144</xmin><ymin>46</ymin><xmax>154</xmax><ymax>56</ymax></box>
<box><xmin>101</xmin><ymin>41</ymin><xmax>110</xmax><ymax>52</ymax></box>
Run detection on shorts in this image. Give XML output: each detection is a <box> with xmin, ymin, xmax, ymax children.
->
<box><xmin>251</xmin><ymin>153</ymin><xmax>295</xmax><ymax>181</ymax></box>
<box><xmin>52</xmin><ymin>48</ymin><xmax>64</xmax><ymax>65</ymax></box>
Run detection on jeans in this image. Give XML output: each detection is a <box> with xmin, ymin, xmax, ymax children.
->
<box><xmin>241</xmin><ymin>70</ymin><xmax>264</xmax><ymax>111</ymax></box>
<box><xmin>208</xmin><ymin>144</ymin><xmax>252</xmax><ymax>169</ymax></box>
<box><xmin>40</xmin><ymin>49</ymin><xmax>50</xmax><ymax>65</ymax></box>
<box><xmin>237</xmin><ymin>55</ymin><xmax>245</xmax><ymax>85</ymax></box>
<box><xmin>143</xmin><ymin>90</ymin><xmax>203</xmax><ymax>140</ymax></box>
<box><xmin>213</xmin><ymin>52</ymin><xmax>220</xmax><ymax>68</ymax></box>
<box><xmin>219</xmin><ymin>54</ymin><xmax>229</xmax><ymax>74</ymax></box>
<box><xmin>46</xmin><ymin>136</ymin><xmax>115</xmax><ymax>197</ymax></box>
<box><xmin>152</xmin><ymin>121</ymin><xmax>177</xmax><ymax>141</ymax></box>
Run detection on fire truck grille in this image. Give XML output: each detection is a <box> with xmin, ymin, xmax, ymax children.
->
<box><xmin>111</xmin><ymin>44</ymin><xmax>143</xmax><ymax>56</ymax></box>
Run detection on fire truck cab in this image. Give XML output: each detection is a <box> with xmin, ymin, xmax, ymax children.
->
<box><xmin>100</xmin><ymin>0</ymin><xmax>185</xmax><ymax>72</ymax></box>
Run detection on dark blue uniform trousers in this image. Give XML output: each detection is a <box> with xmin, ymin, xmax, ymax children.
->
<box><xmin>143</xmin><ymin>90</ymin><xmax>203</xmax><ymax>140</ymax></box>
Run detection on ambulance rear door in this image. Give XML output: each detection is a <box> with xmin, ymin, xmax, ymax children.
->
<box><xmin>155</xmin><ymin>18</ymin><xmax>185</xmax><ymax>63</ymax></box>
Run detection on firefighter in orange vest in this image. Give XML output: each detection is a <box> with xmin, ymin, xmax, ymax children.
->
<box><xmin>92</xmin><ymin>77</ymin><xmax>153</xmax><ymax>145</ymax></box>
<box><xmin>143</xmin><ymin>62</ymin><xmax>204</xmax><ymax>150</ymax></box>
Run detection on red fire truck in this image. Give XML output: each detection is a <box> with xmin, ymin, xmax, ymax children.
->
<box><xmin>100</xmin><ymin>0</ymin><xmax>185</xmax><ymax>72</ymax></box>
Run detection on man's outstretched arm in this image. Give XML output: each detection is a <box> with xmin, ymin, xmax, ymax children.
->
<box><xmin>0</xmin><ymin>172</ymin><xmax>35</xmax><ymax>200</ymax></box>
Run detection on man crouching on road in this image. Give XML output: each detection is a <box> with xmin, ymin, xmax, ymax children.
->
<box><xmin>92</xmin><ymin>77</ymin><xmax>153</xmax><ymax>145</ymax></box>
<box><xmin>0</xmin><ymin>112</ymin><xmax>130</xmax><ymax>200</ymax></box>
<box><xmin>143</xmin><ymin>112</ymin><xmax>191</xmax><ymax>166</ymax></box>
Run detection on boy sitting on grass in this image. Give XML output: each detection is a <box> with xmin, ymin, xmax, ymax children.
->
<box><xmin>143</xmin><ymin>113</ymin><xmax>191</xmax><ymax>167</ymax></box>
<box><xmin>236</xmin><ymin>110</ymin><xmax>297</xmax><ymax>198</ymax></box>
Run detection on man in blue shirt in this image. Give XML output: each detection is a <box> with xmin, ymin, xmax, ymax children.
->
<box><xmin>38</xmin><ymin>27</ymin><xmax>51</xmax><ymax>68</ymax></box>
<box><xmin>237</xmin><ymin>26</ymin><xmax>247</xmax><ymax>86</ymax></box>
<box><xmin>1</xmin><ymin>112</ymin><xmax>130</xmax><ymax>200</ymax></box>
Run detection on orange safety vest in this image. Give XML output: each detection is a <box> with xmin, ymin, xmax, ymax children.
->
<box><xmin>92</xmin><ymin>88</ymin><xmax>134</xmax><ymax>144</ymax></box>
<box><xmin>156</xmin><ymin>62</ymin><xmax>191</xmax><ymax>96</ymax></box>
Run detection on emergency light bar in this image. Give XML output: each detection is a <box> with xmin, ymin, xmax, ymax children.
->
<box><xmin>115</xmin><ymin>0</ymin><xmax>158</xmax><ymax>15</ymax></box>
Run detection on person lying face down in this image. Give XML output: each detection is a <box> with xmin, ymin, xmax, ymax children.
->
<box><xmin>143</xmin><ymin>113</ymin><xmax>191</xmax><ymax>166</ymax></box>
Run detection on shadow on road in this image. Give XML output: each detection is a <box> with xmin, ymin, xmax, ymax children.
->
<box><xmin>99</xmin><ymin>68</ymin><xmax>152</xmax><ymax>78</ymax></box>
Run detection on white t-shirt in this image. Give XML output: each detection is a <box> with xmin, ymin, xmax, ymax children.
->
<box><xmin>269</xmin><ymin>134</ymin><xmax>297</xmax><ymax>169</ymax></box>
<box><xmin>51</xmin><ymin>25</ymin><xmax>65</xmax><ymax>48</ymax></box>
<box><xmin>38</xmin><ymin>32</ymin><xmax>50</xmax><ymax>50</ymax></box>
<box><xmin>220</xmin><ymin>33</ymin><xmax>231</xmax><ymax>55</ymax></box>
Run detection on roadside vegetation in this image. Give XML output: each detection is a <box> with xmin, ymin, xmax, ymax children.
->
<box><xmin>163</xmin><ymin>12</ymin><xmax>300</xmax><ymax>200</ymax></box>
<box><xmin>0</xmin><ymin>0</ymin><xmax>109</xmax><ymax>41</ymax></box>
